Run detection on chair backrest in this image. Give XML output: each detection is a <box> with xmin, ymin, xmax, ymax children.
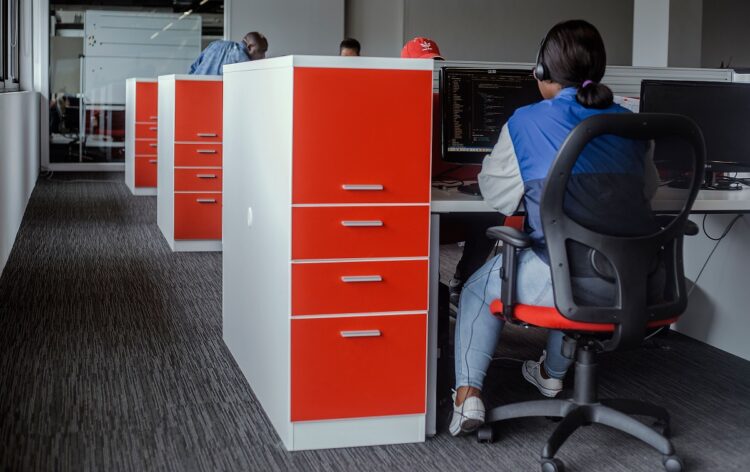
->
<box><xmin>540</xmin><ymin>113</ymin><xmax>705</xmax><ymax>350</ymax></box>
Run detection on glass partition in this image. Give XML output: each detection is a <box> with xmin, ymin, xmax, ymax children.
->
<box><xmin>48</xmin><ymin>1</ymin><xmax>224</xmax><ymax>165</ymax></box>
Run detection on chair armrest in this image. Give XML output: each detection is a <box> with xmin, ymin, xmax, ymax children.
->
<box><xmin>486</xmin><ymin>226</ymin><xmax>533</xmax><ymax>248</ymax></box>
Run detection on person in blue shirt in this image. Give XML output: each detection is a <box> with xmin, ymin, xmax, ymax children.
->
<box><xmin>189</xmin><ymin>32</ymin><xmax>268</xmax><ymax>76</ymax></box>
<box><xmin>449</xmin><ymin>20</ymin><xmax>659</xmax><ymax>436</ymax></box>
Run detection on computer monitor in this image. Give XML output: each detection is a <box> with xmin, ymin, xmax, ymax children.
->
<box><xmin>640</xmin><ymin>80</ymin><xmax>750</xmax><ymax>173</ymax></box>
<box><xmin>440</xmin><ymin>68</ymin><xmax>542</xmax><ymax>165</ymax></box>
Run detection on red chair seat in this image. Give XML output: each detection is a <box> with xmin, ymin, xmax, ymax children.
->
<box><xmin>489</xmin><ymin>300</ymin><xmax>678</xmax><ymax>332</ymax></box>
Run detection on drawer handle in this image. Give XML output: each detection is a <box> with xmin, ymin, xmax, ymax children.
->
<box><xmin>341</xmin><ymin>275</ymin><xmax>383</xmax><ymax>283</ymax></box>
<box><xmin>197</xmin><ymin>174</ymin><xmax>217</xmax><ymax>179</ymax></box>
<box><xmin>149</xmin><ymin>115</ymin><xmax>158</xmax><ymax>120</ymax></box>
<box><xmin>342</xmin><ymin>184</ymin><xmax>384</xmax><ymax>191</ymax></box>
<box><xmin>196</xmin><ymin>149</ymin><xmax>217</xmax><ymax>154</ymax></box>
<box><xmin>197</xmin><ymin>133</ymin><xmax>218</xmax><ymax>138</ymax></box>
<box><xmin>196</xmin><ymin>198</ymin><xmax>217</xmax><ymax>204</ymax></box>
<box><xmin>148</xmin><ymin>159</ymin><xmax>157</xmax><ymax>164</ymax></box>
<box><xmin>149</xmin><ymin>143</ymin><xmax>158</xmax><ymax>148</ymax></box>
<box><xmin>341</xmin><ymin>220</ymin><xmax>383</xmax><ymax>227</ymax></box>
<box><xmin>340</xmin><ymin>330</ymin><xmax>382</xmax><ymax>338</ymax></box>
<box><xmin>149</xmin><ymin>126</ymin><xmax>158</xmax><ymax>131</ymax></box>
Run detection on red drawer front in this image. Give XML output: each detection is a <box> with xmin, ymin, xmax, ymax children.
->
<box><xmin>135</xmin><ymin>139</ymin><xmax>158</xmax><ymax>155</ymax></box>
<box><xmin>135</xmin><ymin>81</ymin><xmax>158</xmax><ymax>122</ymax></box>
<box><xmin>174</xmin><ymin>143</ymin><xmax>223</xmax><ymax>167</ymax></box>
<box><xmin>292</xmin><ymin>68</ymin><xmax>432</xmax><ymax>204</ymax></box>
<box><xmin>136</xmin><ymin>123</ymin><xmax>159</xmax><ymax>140</ymax></box>
<box><xmin>175</xmin><ymin>80</ymin><xmax>223</xmax><ymax>142</ymax></box>
<box><xmin>292</xmin><ymin>206</ymin><xmax>429</xmax><ymax>260</ymax></box>
<box><xmin>134</xmin><ymin>156</ymin><xmax>158</xmax><ymax>188</ymax></box>
<box><xmin>174</xmin><ymin>193</ymin><xmax>222</xmax><ymax>240</ymax></box>
<box><xmin>292</xmin><ymin>260</ymin><xmax>428</xmax><ymax>316</ymax></box>
<box><xmin>174</xmin><ymin>169</ymin><xmax>222</xmax><ymax>192</ymax></box>
<box><xmin>291</xmin><ymin>314</ymin><xmax>426</xmax><ymax>421</ymax></box>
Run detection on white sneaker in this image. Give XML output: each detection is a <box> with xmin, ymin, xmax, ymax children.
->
<box><xmin>522</xmin><ymin>351</ymin><xmax>563</xmax><ymax>398</ymax></box>
<box><xmin>449</xmin><ymin>391</ymin><xmax>485</xmax><ymax>436</ymax></box>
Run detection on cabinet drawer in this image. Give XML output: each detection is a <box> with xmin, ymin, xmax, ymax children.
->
<box><xmin>174</xmin><ymin>193</ymin><xmax>222</xmax><ymax>240</ymax></box>
<box><xmin>135</xmin><ymin>139</ymin><xmax>158</xmax><ymax>155</ymax></box>
<box><xmin>291</xmin><ymin>260</ymin><xmax>428</xmax><ymax>316</ymax></box>
<box><xmin>292</xmin><ymin>67</ymin><xmax>432</xmax><ymax>204</ymax></box>
<box><xmin>174</xmin><ymin>80</ymin><xmax>223</xmax><ymax>142</ymax></box>
<box><xmin>135</xmin><ymin>81</ymin><xmax>158</xmax><ymax>122</ymax></box>
<box><xmin>291</xmin><ymin>314</ymin><xmax>426</xmax><ymax>421</ymax></box>
<box><xmin>134</xmin><ymin>156</ymin><xmax>158</xmax><ymax>188</ymax></box>
<box><xmin>174</xmin><ymin>143</ymin><xmax>223</xmax><ymax>167</ymax></box>
<box><xmin>292</xmin><ymin>206</ymin><xmax>429</xmax><ymax>260</ymax></box>
<box><xmin>136</xmin><ymin>123</ymin><xmax>159</xmax><ymax>140</ymax></box>
<box><xmin>174</xmin><ymin>169</ymin><xmax>222</xmax><ymax>192</ymax></box>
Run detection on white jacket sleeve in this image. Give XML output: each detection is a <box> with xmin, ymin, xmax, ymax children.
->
<box><xmin>477</xmin><ymin>124</ymin><xmax>525</xmax><ymax>216</ymax></box>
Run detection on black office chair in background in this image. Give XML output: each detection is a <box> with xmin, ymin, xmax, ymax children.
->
<box><xmin>479</xmin><ymin>113</ymin><xmax>705</xmax><ymax>472</ymax></box>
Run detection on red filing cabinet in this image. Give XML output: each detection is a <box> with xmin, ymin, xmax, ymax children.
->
<box><xmin>125</xmin><ymin>78</ymin><xmax>159</xmax><ymax>195</ymax></box>
<box><xmin>222</xmin><ymin>56</ymin><xmax>434</xmax><ymax>451</ymax></box>
<box><xmin>157</xmin><ymin>75</ymin><xmax>223</xmax><ymax>252</ymax></box>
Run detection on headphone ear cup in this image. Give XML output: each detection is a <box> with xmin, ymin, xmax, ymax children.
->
<box><xmin>534</xmin><ymin>62</ymin><xmax>546</xmax><ymax>81</ymax></box>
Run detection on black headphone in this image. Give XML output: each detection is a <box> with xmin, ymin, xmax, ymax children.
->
<box><xmin>534</xmin><ymin>27</ymin><xmax>552</xmax><ymax>82</ymax></box>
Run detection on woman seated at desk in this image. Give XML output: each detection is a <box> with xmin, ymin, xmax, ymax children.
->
<box><xmin>450</xmin><ymin>19</ymin><xmax>659</xmax><ymax>436</ymax></box>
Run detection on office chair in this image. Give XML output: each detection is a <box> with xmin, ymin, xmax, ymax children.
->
<box><xmin>478</xmin><ymin>113</ymin><xmax>705</xmax><ymax>472</ymax></box>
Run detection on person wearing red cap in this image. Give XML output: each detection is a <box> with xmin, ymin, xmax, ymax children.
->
<box><xmin>401</xmin><ymin>37</ymin><xmax>503</xmax><ymax>307</ymax></box>
<box><xmin>400</xmin><ymin>36</ymin><xmax>444</xmax><ymax>59</ymax></box>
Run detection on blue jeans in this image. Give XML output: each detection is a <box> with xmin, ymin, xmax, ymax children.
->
<box><xmin>454</xmin><ymin>249</ymin><xmax>574</xmax><ymax>390</ymax></box>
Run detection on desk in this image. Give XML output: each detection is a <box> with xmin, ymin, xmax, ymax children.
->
<box><xmin>426</xmin><ymin>186</ymin><xmax>750</xmax><ymax>435</ymax></box>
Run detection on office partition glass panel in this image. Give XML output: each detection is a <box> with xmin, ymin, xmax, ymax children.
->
<box><xmin>48</xmin><ymin>1</ymin><xmax>224</xmax><ymax>164</ymax></box>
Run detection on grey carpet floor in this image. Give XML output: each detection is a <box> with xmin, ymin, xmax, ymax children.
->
<box><xmin>1</xmin><ymin>173</ymin><xmax>749</xmax><ymax>471</ymax></box>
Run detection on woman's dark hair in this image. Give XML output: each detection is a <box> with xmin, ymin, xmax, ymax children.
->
<box><xmin>539</xmin><ymin>20</ymin><xmax>613</xmax><ymax>109</ymax></box>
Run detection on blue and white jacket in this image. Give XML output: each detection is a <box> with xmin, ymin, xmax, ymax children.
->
<box><xmin>188</xmin><ymin>40</ymin><xmax>251</xmax><ymax>76</ymax></box>
<box><xmin>478</xmin><ymin>87</ymin><xmax>658</xmax><ymax>263</ymax></box>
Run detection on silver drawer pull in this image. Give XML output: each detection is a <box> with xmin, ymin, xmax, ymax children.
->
<box><xmin>340</xmin><ymin>330</ymin><xmax>381</xmax><ymax>338</ymax></box>
<box><xmin>149</xmin><ymin>115</ymin><xmax>158</xmax><ymax>120</ymax></box>
<box><xmin>196</xmin><ymin>198</ymin><xmax>217</xmax><ymax>204</ymax></box>
<box><xmin>196</xmin><ymin>174</ymin><xmax>217</xmax><ymax>179</ymax></box>
<box><xmin>196</xmin><ymin>149</ymin><xmax>217</xmax><ymax>154</ymax></box>
<box><xmin>197</xmin><ymin>132</ymin><xmax>218</xmax><ymax>137</ymax></box>
<box><xmin>148</xmin><ymin>159</ymin><xmax>157</xmax><ymax>164</ymax></box>
<box><xmin>342</xmin><ymin>184</ymin><xmax>384</xmax><ymax>191</ymax></box>
<box><xmin>341</xmin><ymin>220</ymin><xmax>383</xmax><ymax>227</ymax></box>
<box><xmin>341</xmin><ymin>275</ymin><xmax>383</xmax><ymax>283</ymax></box>
<box><xmin>149</xmin><ymin>143</ymin><xmax>157</xmax><ymax>148</ymax></box>
<box><xmin>149</xmin><ymin>126</ymin><xmax>158</xmax><ymax>131</ymax></box>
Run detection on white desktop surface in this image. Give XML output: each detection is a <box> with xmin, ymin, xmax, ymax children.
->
<box><xmin>430</xmin><ymin>185</ymin><xmax>750</xmax><ymax>214</ymax></box>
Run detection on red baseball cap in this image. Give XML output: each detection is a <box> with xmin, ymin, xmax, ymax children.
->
<box><xmin>401</xmin><ymin>37</ymin><xmax>443</xmax><ymax>59</ymax></box>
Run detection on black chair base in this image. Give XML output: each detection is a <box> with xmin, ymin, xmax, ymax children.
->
<box><xmin>477</xmin><ymin>346</ymin><xmax>683</xmax><ymax>472</ymax></box>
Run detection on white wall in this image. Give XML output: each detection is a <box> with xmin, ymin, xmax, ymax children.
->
<box><xmin>345</xmin><ymin>0</ymin><xmax>404</xmax><ymax>57</ymax></box>
<box><xmin>701</xmin><ymin>0</ymin><xmax>750</xmax><ymax>68</ymax></box>
<box><xmin>668</xmin><ymin>0</ymin><xmax>703</xmax><ymax>67</ymax></box>
<box><xmin>0</xmin><ymin>92</ymin><xmax>40</xmax><ymax>276</ymax></box>
<box><xmin>632</xmin><ymin>0</ymin><xmax>669</xmax><ymax>66</ymax></box>
<box><xmin>402</xmin><ymin>0</ymin><xmax>635</xmax><ymax>65</ymax></box>
<box><xmin>226</xmin><ymin>0</ymin><xmax>345</xmax><ymax>57</ymax></box>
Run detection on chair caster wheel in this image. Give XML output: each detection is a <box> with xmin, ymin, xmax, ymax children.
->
<box><xmin>540</xmin><ymin>458</ymin><xmax>565</xmax><ymax>472</ymax></box>
<box><xmin>663</xmin><ymin>455</ymin><xmax>683</xmax><ymax>472</ymax></box>
<box><xmin>476</xmin><ymin>425</ymin><xmax>495</xmax><ymax>443</ymax></box>
<box><xmin>654</xmin><ymin>420</ymin><xmax>671</xmax><ymax>438</ymax></box>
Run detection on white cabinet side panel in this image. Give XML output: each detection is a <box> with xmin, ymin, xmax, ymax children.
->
<box><xmin>223</xmin><ymin>66</ymin><xmax>294</xmax><ymax>447</ymax></box>
<box><xmin>157</xmin><ymin>77</ymin><xmax>176</xmax><ymax>250</ymax></box>
<box><xmin>125</xmin><ymin>79</ymin><xmax>136</xmax><ymax>193</ymax></box>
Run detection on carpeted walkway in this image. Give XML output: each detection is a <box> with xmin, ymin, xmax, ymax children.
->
<box><xmin>1</xmin><ymin>173</ymin><xmax>748</xmax><ymax>471</ymax></box>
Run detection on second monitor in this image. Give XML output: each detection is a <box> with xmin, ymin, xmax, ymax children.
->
<box><xmin>440</xmin><ymin>67</ymin><xmax>542</xmax><ymax>165</ymax></box>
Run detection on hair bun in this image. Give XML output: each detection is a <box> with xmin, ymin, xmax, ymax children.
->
<box><xmin>576</xmin><ymin>82</ymin><xmax>613</xmax><ymax>109</ymax></box>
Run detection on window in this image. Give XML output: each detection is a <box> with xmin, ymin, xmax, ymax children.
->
<box><xmin>1</xmin><ymin>0</ymin><xmax>20</xmax><ymax>91</ymax></box>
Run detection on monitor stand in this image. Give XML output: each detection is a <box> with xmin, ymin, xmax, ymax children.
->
<box><xmin>457</xmin><ymin>183</ymin><xmax>481</xmax><ymax>196</ymax></box>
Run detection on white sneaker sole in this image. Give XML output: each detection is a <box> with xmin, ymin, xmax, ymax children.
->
<box><xmin>522</xmin><ymin>364</ymin><xmax>561</xmax><ymax>398</ymax></box>
<box><xmin>449</xmin><ymin>415</ymin><xmax>484</xmax><ymax>436</ymax></box>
